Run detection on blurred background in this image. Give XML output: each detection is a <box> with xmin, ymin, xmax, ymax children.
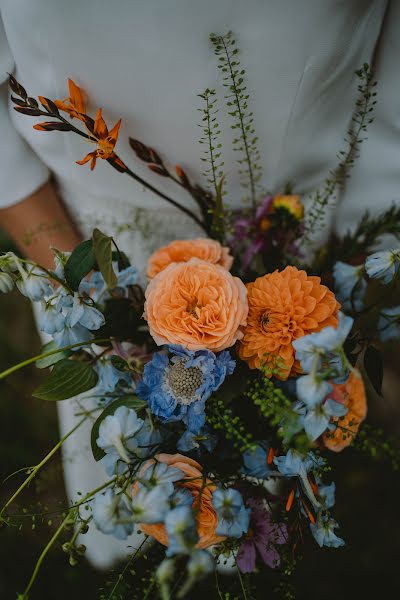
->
<box><xmin>0</xmin><ymin>229</ymin><xmax>399</xmax><ymax>599</ymax></box>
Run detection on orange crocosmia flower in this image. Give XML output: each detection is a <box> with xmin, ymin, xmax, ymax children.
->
<box><xmin>76</xmin><ymin>108</ymin><xmax>125</xmax><ymax>171</ymax></box>
<box><xmin>147</xmin><ymin>238</ymin><xmax>234</xmax><ymax>279</ymax></box>
<box><xmin>323</xmin><ymin>371</ymin><xmax>367</xmax><ymax>452</ymax></box>
<box><xmin>54</xmin><ymin>78</ymin><xmax>86</xmax><ymax>119</ymax></box>
<box><xmin>132</xmin><ymin>453</ymin><xmax>225</xmax><ymax>549</ymax></box>
<box><xmin>239</xmin><ymin>266</ymin><xmax>340</xmax><ymax>379</ymax></box>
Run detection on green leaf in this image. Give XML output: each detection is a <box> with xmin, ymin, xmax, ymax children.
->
<box><xmin>64</xmin><ymin>240</ymin><xmax>96</xmax><ymax>291</ymax></box>
<box><xmin>33</xmin><ymin>359</ymin><xmax>98</xmax><ymax>401</ymax></box>
<box><xmin>36</xmin><ymin>341</ymin><xmax>70</xmax><ymax>369</ymax></box>
<box><xmin>110</xmin><ymin>355</ymin><xmax>130</xmax><ymax>372</ymax></box>
<box><xmin>92</xmin><ymin>228</ymin><xmax>117</xmax><ymax>289</ymax></box>
<box><xmin>91</xmin><ymin>395</ymin><xmax>147</xmax><ymax>461</ymax></box>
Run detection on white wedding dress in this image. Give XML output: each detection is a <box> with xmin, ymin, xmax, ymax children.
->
<box><xmin>1</xmin><ymin>0</ymin><xmax>400</xmax><ymax>568</ymax></box>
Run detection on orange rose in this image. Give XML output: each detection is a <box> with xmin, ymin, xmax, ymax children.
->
<box><xmin>239</xmin><ymin>266</ymin><xmax>340</xmax><ymax>379</ymax></box>
<box><xmin>133</xmin><ymin>453</ymin><xmax>224</xmax><ymax>549</ymax></box>
<box><xmin>147</xmin><ymin>238</ymin><xmax>234</xmax><ymax>278</ymax></box>
<box><xmin>144</xmin><ymin>258</ymin><xmax>248</xmax><ymax>352</ymax></box>
<box><xmin>323</xmin><ymin>371</ymin><xmax>367</xmax><ymax>452</ymax></box>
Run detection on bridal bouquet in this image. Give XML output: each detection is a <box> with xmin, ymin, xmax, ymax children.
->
<box><xmin>1</xmin><ymin>33</ymin><xmax>400</xmax><ymax>600</ymax></box>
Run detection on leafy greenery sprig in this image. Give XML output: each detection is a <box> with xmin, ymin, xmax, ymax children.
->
<box><xmin>207</xmin><ymin>397</ymin><xmax>256</xmax><ymax>453</ymax></box>
<box><xmin>303</xmin><ymin>63</ymin><xmax>377</xmax><ymax>243</ymax></box>
<box><xmin>210</xmin><ymin>31</ymin><xmax>262</xmax><ymax>213</ymax></box>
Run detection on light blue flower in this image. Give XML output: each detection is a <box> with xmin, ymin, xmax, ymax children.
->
<box><xmin>293</xmin><ymin>313</ymin><xmax>353</xmax><ymax>372</ymax></box>
<box><xmin>274</xmin><ymin>450</ymin><xmax>323</xmax><ymax>511</ymax></box>
<box><xmin>170</xmin><ymin>488</ymin><xmax>193</xmax><ymax>509</ymax></box>
<box><xmin>296</xmin><ymin>374</ymin><xmax>332</xmax><ymax>408</ymax></box>
<box><xmin>53</xmin><ymin>322</ymin><xmax>93</xmax><ymax>349</ymax></box>
<box><xmin>53</xmin><ymin>251</ymin><xmax>71</xmax><ymax>279</ymax></box>
<box><xmin>333</xmin><ymin>262</ymin><xmax>366</xmax><ymax>312</ymax></box>
<box><xmin>302</xmin><ymin>399</ymin><xmax>348</xmax><ymax>441</ymax></box>
<box><xmin>137</xmin><ymin>346</ymin><xmax>235</xmax><ymax>434</ymax></box>
<box><xmin>242</xmin><ymin>443</ymin><xmax>276</xmax><ymax>479</ymax></box>
<box><xmin>140</xmin><ymin>462</ymin><xmax>183</xmax><ymax>496</ymax></box>
<box><xmin>134</xmin><ymin>418</ymin><xmax>164</xmax><ymax>459</ymax></box>
<box><xmin>187</xmin><ymin>549</ymin><xmax>214</xmax><ymax>577</ymax></box>
<box><xmin>116</xmin><ymin>265</ymin><xmax>137</xmax><ymax>288</ymax></box>
<box><xmin>365</xmin><ymin>249</ymin><xmax>400</xmax><ymax>284</ymax></box>
<box><xmin>177</xmin><ymin>427</ymin><xmax>217</xmax><ymax>454</ymax></box>
<box><xmin>0</xmin><ymin>271</ymin><xmax>14</xmax><ymax>293</ymax></box>
<box><xmin>95</xmin><ymin>358</ymin><xmax>132</xmax><ymax>395</ymax></box>
<box><xmin>92</xmin><ymin>488</ymin><xmax>134</xmax><ymax>540</ymax></box>
<box><xmin>165</xmin><ymin>505</ymin><xmax>199</xmax><ymax>556</ymax></box>
<box><xmin>36</xmin><ymin>300</ymin><xmax>66</xmax><ymax>335</ymax></box>
<box><xmin>378</xmin><ymin>306</ymin><xmax>400</xmax><ymax>342</ymax></box>
<box><xmin>69</xmin><ymin>293</ymin><xmax>105</xmax><ymax>330</ymax></box>
<box><xmin>310</xmin><ymin>515</ymin><xmax>344</xmax><ymax>548</ymax></box>
<box><xmin>16</xmin><ymin>266</ymin><xmax>52</xmax><ymax>301</ymax></box>
<box><xmin>131</xmin><ymin>485</ymin><xmax>170</xmax><ymax>523</ymax></box>
<box><xmin>317</xmin><ymin>481</ymin><xmax>336</xmax><ymax>509</ymax></box>
<box><xmin>79</xmin><ymin>271</ymin><xmax>105</xmax><ymax>302</ymax></box>
<box><xmin>212</xmin><ymin>488</ymin><xmax>250</xmax><ymax>538</ymax></box>
<box><xmin>97</xmin><ymin>406</ymin><xmax>144</xmax><ymax>472</ymax></box>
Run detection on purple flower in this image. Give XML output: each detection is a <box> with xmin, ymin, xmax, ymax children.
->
<box><xmin>231</xmin><ymin>196</ymin><xmax>273</xmax><ymax>270</ymax></box>
<box><xmin>237</xmin><ymin>500</ymin><xmax>287</xmax><ymax>573</ymax></box>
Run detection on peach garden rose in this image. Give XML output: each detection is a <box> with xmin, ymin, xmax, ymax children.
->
<box><xmin>147</xmin><ymin>238</ymin><xmax>234</xmax><ymax>278</ymax></box>
<box><xmin>144</xmin><ymin>258</ymin><xmax>248</xmax><ymax>352</ymax></box>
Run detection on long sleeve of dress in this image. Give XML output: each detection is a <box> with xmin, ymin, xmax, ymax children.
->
<box><xmin>335</xmin><ymin>0</ymin><xmax>400</xmax><ymax>236</ymax></box>
<box><xmin>0</xmin><ymin>15</ymin><xmax>49</xmax><ymax>208</ymax></box>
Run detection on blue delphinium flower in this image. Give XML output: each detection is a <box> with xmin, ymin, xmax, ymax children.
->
<box><xmin>378</xmin><ymin>306</ymin><xmax>400</xmax><ymax>341</ymax></box>
<box><xmin>317</xmin><ymin>481</ymin><xmax>336</xmax><ymax>509</ymax></box>
<box><xmin>92</xmin><ymin>488</ymin><xmax>134</xmax><ymax>540</ymax></box>
<box><xmin>274</xmin><ymin>450</ymin><xmax>323</xmax><ymax>510</ymax></box>
<box><xmin>69</xmin><ymin>292</ymin><xmax>105</xmax><ymax>330</ymax></box>
<box><xmin>137</xmin><ymin>345</ymin><xmax>235</xmax><ymax>434</ymax></box>
<box><xmin>36</xmin><ymin>300</ymin><xmax>66</xmax><ymax>335</ymax></box>
<box><xmin>97</xmin><ymin>406</ymin><xmax>144</xmax><ymax>475</ymax></box>
<box><xmin>212</xmin><ymin>488</ymin><xmax>250</xmax><ymax>538</ymax></box>
<box><xmin>170</xmin><ymin>487</ymin><xmax>193</xmax><ymax>509</ymax></box>
<box><xmin>165</xmin><ymin>505</ymin><xmax>199</xmax><ymax>557</ymax></box>
<box><xmin>296</xmin><ymin>374</ymin><xmax>332</xmax><ymax>407</ymax></box>
<box><xmin>95</xmin><ymin>357</ymin><xmax>132</xmax><ymax>397</ymax></box>
<box><xmin>79</xmin><ymin>263</ymin><xmax>137</xmax><ymax>302</ymax></box>
<box><xmin>242</xmin><ymin>443</ymin><xmax>276</xmax><ymax>479</ymax></box>
<box><xmin>16</xmin><ymin>266</ymin><xmax>52</xmax><ymax>301</ymax></box>
<box><xmin>302</xmin><ymin>398</ymin><xmax>348</xmax><ymax>441</ymax></box>
<box><xmin>333</xmin><ymin>262</ymin><xmax>366</xmax><ymax>312</ymax></box>
<box><xmin>177</xmin><ymin>427</ymin><xmax>217</xmax><ymax>454</ymax></box>
<box><xmin>53</xmin><ymin>321</ymin><xmax>93</xmax><ymax>349</ymax></box>
<box><xmin>310</xmin><ymin>515</ymin><xmax>344</xmax><ymax>548</ymax></box>
<box><xmin>131</xmin><ymin>485</ymin><xmax>170</xmax><ymax>523</ymax></box>
<box><xmin>187</xmin><ymin>549</ymin><xmax>214</xmax><ymax>577</ymax></box>
<box><xmin>140</xmin><ymin>462</ymin><xmax>183</xmax><ymax>496</ymax></box>
<box><xmin>134</xmin><ymin>418</ymin><xmax>164</xmax><ymax>459</ymax></box>
<box><xmin>365</xmin><ymin>248</ymin><xmax>400</xmax><ymax>284</ymax></box>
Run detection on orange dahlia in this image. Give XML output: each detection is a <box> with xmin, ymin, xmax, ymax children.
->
<box><xmin>239</xmin><ymin>266</ymin><xmax>340</xmax><ymax>379</ymax></box>
<box><xmin>133</xmin><ymin>453</ymin><xmax>224</xmax><ymax>549</ymax></box>
<box><xmin>323</xmin><ymin>371</ymin><xmax>367</xmax><ymax>452</ymax></box>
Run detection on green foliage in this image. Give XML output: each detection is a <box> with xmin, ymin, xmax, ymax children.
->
<box><xmin>353</xmin><ymin>423</ymin><xmax>400</xmax><ymax>470</ymax></box>
<box><xmin>210</xmin><ymin>31</ymin><xmax>262</xmax><ymax>211</ymax></box>
<box><xmin>91</xmin><ymin>395</ymin><xmax>147</xmax><ymax>461</ymax></box>
<box><xmin>35</xmin><ymin>340</ymin><xmax>70</xmax><ymax>369</ymax></box>
<box><xmin>33</xmin><ymin>358</ymin><xmax>98</xmax><ymax>401</ymax></box>
<box><xmin>198</xmin><ymin>89</ymin><xmax>225</xmax><ymax>196</ymax></box>
<box><xmin>246</xmin><ymin>375</ymin><xmax>310</xmax><ymax>452</ymax></box>
<box><xmin>207</xmin><ymin>397</ymin><xmax>256</xmax><ymax>453</ymax></box>
<box><xmin>303</xmin><ymin>63</ymin><xmax>377</xmax><ymax>242</ymax></box>
<box><xmin>64</xmin><ymin>239</ymin><xmax>96</xmax><ymax>291</ymax></box>
<box><xmin>92</xmin><ymin>228</ymin><xmax>117</xmax><ymax>289</ymax></box>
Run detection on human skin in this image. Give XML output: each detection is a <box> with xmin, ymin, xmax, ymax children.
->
<box><xmin>0</xmin><ymin>180</ymin><xmax>81</xmax><ymax>268</ymax></box>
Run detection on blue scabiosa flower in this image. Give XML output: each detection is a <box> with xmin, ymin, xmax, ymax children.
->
<box><xmin>333</xmin><ymin>261</ymin><xmax>367</xmax><ymax>312</ymax></box>
<box><xmin>92</xmin><ymin>488</ymin><xmax>134</xmax><ymax>540</ymax></box>
<box><xmin>378</xmin><ymin>306</ymin><xmax>400</xmax><ymax>341</ymax></box>
<box><xmin>212</xmin><ymin>488</ymin><xmax>250</xmax><ymax>538</ymax></box>
<box><xmin>131</xmin><ymin>485</ymin><xmax>170</xmax><ymax>523</ymax></box>
<box><xmin>310</xmin><ymin>515</ymin><xmax>344</xmax><ymax>548</ymax></box>
<box><xmin>16</xmin><ymin>266</ymin><xmax>52</xmax><ymax>301</ymax></box>
<box><xmin>365</xmin><ymin>249</ymin><xmax>400</xmax><ymax>284</ymax></box>
<box><xmin>242</xmin><ymin>443</ymin><xmax>276</xmax><ymax>479</ymax></box>
<box><xmin>137</xmin><ymin>346</ymin><xmax>235</xmax><ymax>434</ymax></box>
<box><xmin>165</xmin><ymin>505</ymin><xmax>199</xmax><ymax>556</ymax></box>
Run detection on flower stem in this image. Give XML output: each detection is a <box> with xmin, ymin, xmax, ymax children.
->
<box><xmin>0</xmin><ymin>338</ymin><xmax>111</xmax><ymax>380</ymax></box>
